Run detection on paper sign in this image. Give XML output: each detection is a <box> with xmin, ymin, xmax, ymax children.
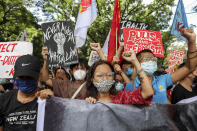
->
<box><xmin>88</xmin><ymin>51</ymin><xmax>100</xmax><ymax>66</ymax></box>
<box><xmin>166</xmin><ymin>49</ymin><xmax>184</xmax><ymax>73</ymax></box>
<box><xmin>168</xmin><ymin>49</ymin><xmax>184</xmax><ymax>66</ymax></box>
<box><xmin>41</xmin><ymin>21</ymin><xmax>78</xmax><ymax>68</ymax></box>
<box><xmin>0</xmin><ymin>41</ymin><xmax>33</xmax><ymax>78</ymax></box>
<box><xmin>123</xmin><ymin>28</ymin><xmax>164</xmax><ymax>57</ymax></box>
<box><xmin>120</xmin><ymin>20</ymin><xmax>149</xmax><ymax>42</ymax></box>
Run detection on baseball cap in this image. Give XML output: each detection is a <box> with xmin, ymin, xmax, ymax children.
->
<box><xmin>14</xmin><ymin>55</ymin><xmax>41</xmax><ymax>80</ymax></box>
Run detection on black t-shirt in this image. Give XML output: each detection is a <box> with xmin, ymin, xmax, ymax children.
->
<box><xmin>172</xmin><ymin>84</ymin><xmax>197</xmax><ymax>104</ymax></box>
<box><xmin>0</xmin><ymin>90</ymin><xmax>38</xmax><ymax>131</ymax></box>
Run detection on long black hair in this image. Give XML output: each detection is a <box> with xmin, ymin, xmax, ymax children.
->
<box><xmin>86</xmin><ymin>60</ymin><xmax>117</xmax><ymax>99</ymax></box>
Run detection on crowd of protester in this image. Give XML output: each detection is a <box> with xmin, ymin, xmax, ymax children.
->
<box><xmin>0</xmin><ymin>28</ymin><xmax>196</xmax><ymax>130</ymax></box>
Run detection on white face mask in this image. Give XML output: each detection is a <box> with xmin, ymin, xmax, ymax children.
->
<box><xmin>141</xmin><ymin>61</ymin><xmax>157</xmax><ymax>76</ymax></box>
<box><xmin>73</xmin><ymin>69</ymin><xmax>86</xmax><ymax>80</ymax></box>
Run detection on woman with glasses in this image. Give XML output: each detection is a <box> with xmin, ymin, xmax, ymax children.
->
<box><xmin>85</xmin><ymin>49</ymin><xmax>154</xmax><ymax>104</ymax></box>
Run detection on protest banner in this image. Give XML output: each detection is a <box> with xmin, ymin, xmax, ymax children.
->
<box><xmin>120</xmin><ymin>20</ymin><xmax>149</xmax><ymax>42</ymax></box>
<box><xmin>123</xmin><ymin>28</ymin><xmax>164</xmax><ymax>57</ymax></box>
<box><xmin>0</xmin><ymin>41</ymin><xmax>33</xmax><ymax>78</ymax></box>
<box><xmin>88</xmin><ymin>51</ymin><xmax>100</xmax><ymax>66</ymax></box>
<box><xmin>41</xmin><ymin>21</ymin><xmax>78</xmax><ymax>68</ymax></box>
<box><xmin>36</xmin><ymin>97</ymin><xmax>197</xmax><ymax>131</ymax></box>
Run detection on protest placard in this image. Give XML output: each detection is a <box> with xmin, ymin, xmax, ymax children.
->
<box><xmin>88</xmin><ymin>51</ymin><xmax>100</xmax><ymax>66</ymax></box>
<box><xmin>41</xmin><ymin>21</ymin><xmax>78</xmax><ymax>68</ymax></box>
<box><xmin>120</xmin><ymin>20</ymin><xmax>149</xmax><ymax>42</ymax></box>
<box><xmin>123</xmin><ymin>28</ymin><xmax>164</xmax><ymax>57</ymax></box>
<box><xmin>0</xmin><ymin>41</ymin><xmax>33</xmax><ymax>78</ymax></box>
<box><xmin>166</xmin><ymin>49</ymin><xmax>184</xmax><ymax>73</ymax></box>
<box><xmin>168</xmin><ymin>49</ymin><xmax>184</xmax><ymax>66</ymax></box>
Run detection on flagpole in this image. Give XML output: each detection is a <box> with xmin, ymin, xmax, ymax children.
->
<box><xmin>116</xmin><ymin>27</ymin><xmax>118</xmax><ymax>55</ymax></box>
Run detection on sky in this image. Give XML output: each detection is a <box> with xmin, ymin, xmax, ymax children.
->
<box><xmin>29</xmin><ymin>0</ymin><xmax>197</xmax><ymax>46</ymax></box>
<box><xmin>143</xmin><ymin>0</ymin><xmax>197</xmax><ymax>46</ymax></box>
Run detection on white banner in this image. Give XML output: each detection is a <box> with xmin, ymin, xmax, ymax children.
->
<box><xmin>0</xmin><ymin>41</ymin><xmax>33</xmax><ymax>78</ymax></box>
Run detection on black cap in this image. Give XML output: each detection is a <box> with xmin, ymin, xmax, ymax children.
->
<box><xmin>14</xmin><ymin>55</ymin><xmax>41</xmax><ymax>80</ymax></box>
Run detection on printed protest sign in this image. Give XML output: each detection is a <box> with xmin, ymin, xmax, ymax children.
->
<box><xmin>166</xmin><ymin>49</ymin><xmax>184</xmax><ymax>73</ymax></box>
<box><xmin>123</xmin><ymin>28</ymin><xmax>164</xmax><ymax>57</ymax></box>
<box><xmin>120</xmin><ymin>20</ymin><xmax>149</xmax><ymax>42</ymax></box>
<box><xmin>41</xmin><ymin>21</ymin><xmax>78</xmax><ymax>67</ymax></box>
<box><xmin>88</xmin><ymin>51</ymin><xmax>100</xmax><ymax>66</ymax></box>
<box><xmin>0</xmin><ymin>41</ymin><xmax>33</xmax><ymax>78</ymax></box>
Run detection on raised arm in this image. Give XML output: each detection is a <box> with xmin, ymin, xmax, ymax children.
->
<box><xmin>90</xmin><ymin>43</ymin><xmax>107</xmax><ymax>61</ymax></box>
<box><xmin>40</xmin><ymin>47</ymin><xmax>53</xmax><ymax>87</ymax></box>
<box><xmin>122</xmin><ymin>50</ymin><xmax>154</xmax><ymax>99</ymax></box>
<box><xmin>171</xmin><ymin>28</ymin><xmax>197</xmax><ymax>83</ymax></box>
<box><xmin>0</xmin><ymin>126</ymin><xmax>3</xmax><ymax>131</ymax></box>
<box><xmin>112</xmin><ymin>56</ymin><xmax>130</xmax><ymax>84</ymax></box>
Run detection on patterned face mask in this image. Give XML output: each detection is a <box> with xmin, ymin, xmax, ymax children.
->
<box><xmin>93</xmin><ymin>80</ymin><xmax>115</xmax><ymax>93</ymax></box>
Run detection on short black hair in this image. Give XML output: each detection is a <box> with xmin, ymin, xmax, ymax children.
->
<box><xmin>120</xmin><ymin>60</ymin><xmax>132</xmax><ymax>67</ymax></box>
<box><xmin>70</xmin><ymin>58</ymin><xmax>89</xmax><ymax>70</ymax></box>
<box><xmin>53</xmin><ymin>66</ymin><xmax>70</xmax><ymax>80</ymax></box>
<box><xmin>136</xmin><ymin>49</ymin><xmax>155</xmax><ymax>60</ymax></box>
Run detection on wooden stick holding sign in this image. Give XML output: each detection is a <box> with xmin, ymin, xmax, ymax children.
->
<box><xmin>41</xmin><ymin>21</ymin><xmax>78</xmax><ymax>68</ymax></box>
<box><xmin>123</xmin><ymin>28</ymin><xmax>164</xmax><ymax>57</ymax></box>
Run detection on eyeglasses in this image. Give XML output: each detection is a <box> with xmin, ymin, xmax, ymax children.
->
<box><xmin>140</xmin><ymin>57</ymin><xmax>157</xmax><ymax>62</ymax></box>
<box><xmin>95</xmin><ymin>72</ymin><xmax>115</xmax><ymax>79</ymax></box>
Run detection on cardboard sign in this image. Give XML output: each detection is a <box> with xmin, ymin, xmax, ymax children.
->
<box><xmin>0</xmin><ymin>41</ymin><xmax>33</xmax><ymax>78</ymax></box>
<box><xmin>123</xmin><ymin>28</ymin><xmax>164</xmax><ymax>57</ymax></box>
<box><xmin>88</xmin><ymin>51</ymin><xmax>100</xmax><ymax>66</ymax></box>
<box><xmin>41</xmin><ymin>21</ymin><xmax>78</xmax><ymax>68</ymax></box>
<box><xmin>120</xmin><ymin>20</ymin><xmax>149</xmax><ymax>42</ymax></box>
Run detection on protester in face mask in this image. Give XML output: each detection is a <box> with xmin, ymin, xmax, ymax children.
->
<box><xmin>85</xmin><ymin>49</ymin><xmax>154</xmax><ymax>104</ymax></box>
<box><xmin>172</xmin><ymin>67</ymin><xmax>197</xmax><ymax>104</ymax></box>
<box><xmin>125</xmin><ymin>28</ymin><xmax>197</xmax><ymax>104</ymax></box>
<box><xmin>0</xmin><ymin>55</ymin><xmax>42</xmax><ymax>131</ymax></box>
<box><xmin>41</xmin><ymin>47</ymin><xmax>89</xmax><ymax>99</ymax></box>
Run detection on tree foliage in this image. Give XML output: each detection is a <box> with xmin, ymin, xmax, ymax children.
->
<box><xmin>0</xmin><ymin>0</ymin><xmax>39</xmax><ymax>41</ymax></box>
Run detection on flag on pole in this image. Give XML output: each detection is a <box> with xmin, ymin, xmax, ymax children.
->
<box><xmin>171</xmin><ymin>0</ymin><xmax>189</xmax><ymax>42</ymax></box>
<box><xmin>102</xmin><ymin>30</ymin><xmax>111</xmax><ymax>55</ymax></box>
<box><xmin>74</xmin><ymin>0</ymin><xmax>97</xmax><ymax>48</ymax></box>
<box><xmin>107</xmin><ymin>0</ymin><xmax>121</xmax><ymax>62</ymax></box>
<box><xmin>20</xmin><ymin>30</ymin><xmax>27</xmax><ymax>41</ymax></box>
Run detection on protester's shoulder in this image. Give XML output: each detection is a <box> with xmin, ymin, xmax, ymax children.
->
<box><xmin>52</xmin><ymin>79</ymin><xmax>71</xmax><ymax>85</ymax></box>
<box><xmin>0</xmin><ymin>89</ymin><xmax>17</xmax><ymax>98</ymax></box>
<box><xmin>155</xmin><ymin>73</ymin><xmax>171</xmax><ymax>80</ymax></box>
<box><xmin>0</xmin><ymin>90</ymin><xmax>17</xmax><ymax>105</ymax></box>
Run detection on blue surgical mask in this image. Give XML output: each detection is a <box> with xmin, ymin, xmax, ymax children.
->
<box><xmin>126</xmin><ymin>68</ymin><xmax>133</xmax><ymax>76</ymax></box>
<box><xmin>14</xmin><ymin>79</ymin><xmax>37</xmax><ymax>94</ymax></box>
<box><xmin>141</xmin><ymin>61</ymin><xmax>157</xmax><ymax>76</ymax></box>
<box><xmin>115</xmin><ymin>82</ymin><xmax>124</xmax><ymax>91</ymax></box>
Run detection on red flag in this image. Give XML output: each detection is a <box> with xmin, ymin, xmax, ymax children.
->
<box><xmin>107</xmin><ymin>0</ymin><xmax>121</xmax><ymax>62</ymax></box>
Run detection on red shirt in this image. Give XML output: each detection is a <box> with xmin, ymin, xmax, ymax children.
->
<box><xmin>111</xmin><ymin>87</ymin><xmax>152</xmax><ymax>105</ymax></box>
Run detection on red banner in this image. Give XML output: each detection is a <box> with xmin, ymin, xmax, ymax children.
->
<box><xmin>123</xmin><ymin>28</ymin><xmax>164</xmax><ymax>57</ymax></box>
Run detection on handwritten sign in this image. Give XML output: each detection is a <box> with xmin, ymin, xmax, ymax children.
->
<box><xmin>123</xmin><ymin>28</ymin><xmax>164</xmax><ymax>57</ymax></box>
<box><xmin>41</xmin><ymin>21</ymin><xmax>78</xmax><ymax>68</ymax></box>
<box><xmin>120</xmin><ymin>20</ymin><xmax>149</xmax><ymax>42</ymax></box>
<box><xmin>166</xmin><ymin>49</ymin><xmax>184</xmax><ymax>73</ymax></box>
<box><xmin>0</xmin><ymin>41</ymin><xmax>33</xmax><ymax>78</ymax></box>
<box><xmin>169</xmin><ymin>49</ymin><xmax>184</xmax><ymax>66</ymax></box>
<box><xmin>88</xmin><ymin>51</ymin><xmax>100</xmax><ymax>66</ymax></box>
